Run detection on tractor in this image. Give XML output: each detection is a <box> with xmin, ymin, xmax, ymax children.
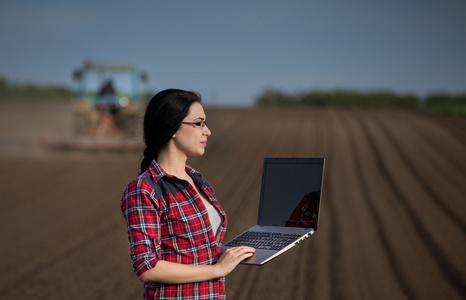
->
<box><xmin>72</xmin><ymin>61</ymin><xmax>148</xmax><ymax>139</ymax></box>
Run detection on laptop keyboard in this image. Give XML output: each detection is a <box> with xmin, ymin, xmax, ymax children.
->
<box><xmin>224</xmin><ymin>231</ymin><xmax>303</xmax><ymax>251</ymax></box>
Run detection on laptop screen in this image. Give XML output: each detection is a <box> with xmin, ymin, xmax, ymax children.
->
<box><xmin>257</xmin><ymin>158</ymin><xmax>324</xmax><ymax>229</ymax></box>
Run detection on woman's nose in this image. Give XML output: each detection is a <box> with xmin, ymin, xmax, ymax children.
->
<box><xmin>203</xmin><ymin>125</ymin><xmax>211</xmax><ymax>136</ymax></box>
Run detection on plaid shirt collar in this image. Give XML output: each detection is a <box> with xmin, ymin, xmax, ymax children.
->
<box><xmin>149</xmin><ymin>160</ymin><xmax>202</xmax><ymax>184</ymax></box>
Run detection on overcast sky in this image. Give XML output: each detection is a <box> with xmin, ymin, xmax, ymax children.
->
<box><xmin>1</xmin><ymin>0</ymin><xmax>465</xmax><ymax>106</ymax></box>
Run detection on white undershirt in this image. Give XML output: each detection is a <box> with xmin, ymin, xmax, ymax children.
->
<box><xmin>206</xmin><ymin>205</ymin><xmax>223</xmax><ymax>235</ymax></box>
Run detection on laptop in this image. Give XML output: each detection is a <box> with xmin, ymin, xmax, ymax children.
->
<box><xmin>222</xmin><ymin>157</ymin><xmax>325</xmax><ymax>265</ymax></box>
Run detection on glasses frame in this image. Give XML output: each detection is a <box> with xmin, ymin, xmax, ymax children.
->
<box><xmin>182</xmin><ymin>121</ymin><xmax>208</xmax><ymax>129</ymax></box>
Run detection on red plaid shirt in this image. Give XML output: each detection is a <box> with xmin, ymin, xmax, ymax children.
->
<box><xmin>121</xmin><ymin>161</ymin><xmax>228</xmax><ymax>299</ymax></box>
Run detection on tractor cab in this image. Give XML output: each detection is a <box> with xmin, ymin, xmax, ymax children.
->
<box><xmin>72</xmin><ymin>61</ymin><xmax>147</xmax><ymax>138</ymax></box>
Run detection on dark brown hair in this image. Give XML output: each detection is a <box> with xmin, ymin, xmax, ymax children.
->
<box><xmin>140</xmin><ymin>89</ymin><xmax>201</xmax><ymax>173</ymax></box>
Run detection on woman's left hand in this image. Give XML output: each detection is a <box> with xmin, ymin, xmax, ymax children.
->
<box><xmin>214</xmin><ymin>246</ymin><xmax>256</xmax><ymax>277</ymax></box>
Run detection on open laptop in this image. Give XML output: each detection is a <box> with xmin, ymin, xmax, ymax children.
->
<box><xmin>222</xmin><ymin>157</ymin><xmax>325</xmax><ymax>265</ymax></box>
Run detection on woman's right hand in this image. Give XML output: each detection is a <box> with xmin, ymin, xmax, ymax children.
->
<box><xmin>214</xmin><ymin>246</ymin><xmax>255</xmax><ymax>277</ymax></box>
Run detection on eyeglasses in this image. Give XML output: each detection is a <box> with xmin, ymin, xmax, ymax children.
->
<box><xmin>182</xmin><ymin>120</ymin><xmax>208</xmax><ymax>129</ymax></box>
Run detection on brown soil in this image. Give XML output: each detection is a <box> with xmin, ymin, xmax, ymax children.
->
<box><xmin>0</xmin><ymin>102</ymin><xmax>465</xmax><ymax>299</ymax></box>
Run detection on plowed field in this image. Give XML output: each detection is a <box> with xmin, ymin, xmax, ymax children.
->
<box><xmin>0</xmin><ymin>102</ymin><xmax>465</xmax><ymax>300</ymax></box>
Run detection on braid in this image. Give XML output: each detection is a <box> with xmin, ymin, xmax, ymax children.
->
<box><xmin>140</xmin><ymin>146</ymin><xmax>158</xmax><ymax>174</ymax></box>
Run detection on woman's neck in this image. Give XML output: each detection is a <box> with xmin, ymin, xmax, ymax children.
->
<box><xmin>157</xmin><ymin>147</ymin><xmax>188</xmax><ymax>178</ymax></box>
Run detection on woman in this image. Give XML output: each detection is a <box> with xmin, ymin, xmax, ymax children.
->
<box><xmin>121</xmin><ymin>89</ymin><xmax>255</xmax><ymax>299</ymax></box>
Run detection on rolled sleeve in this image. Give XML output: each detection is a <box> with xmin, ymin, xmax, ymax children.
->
<box><xmin>121</xmin><ymin>180</ymin><xmax>162</xmax><ymax>276</ymax></box>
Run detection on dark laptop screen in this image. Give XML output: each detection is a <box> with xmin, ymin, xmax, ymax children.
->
<box><xmin>257</xmin><ymin>158</ymin><xmax>324</xmax><ymax>229</ymax></box>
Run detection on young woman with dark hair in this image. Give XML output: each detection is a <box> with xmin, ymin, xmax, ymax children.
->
<box><xmin>121</xmin><ymin>89</ymin><xmax>255</xmax><ymax>299</ymax></box>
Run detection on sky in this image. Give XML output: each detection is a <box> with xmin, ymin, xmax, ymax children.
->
<box><xmin>1</xmin><ymin>0</ymin><xmax>466</xmax><ymax>106</ymax></box>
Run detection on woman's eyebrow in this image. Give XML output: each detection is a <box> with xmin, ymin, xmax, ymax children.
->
<box><xmin>193</xmin><ymin>117</ymin><xmax>205</xmax><ymax>121</ymax></box>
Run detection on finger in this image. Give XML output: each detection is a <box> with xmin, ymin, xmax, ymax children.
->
<box><xmin>232</xmin><ymin>246</ymin><xmax>255</xmax><ymax>252</ymax></box>
<box><xmin>237</xmin><ymin>248</ymin><xmax>255</xmax><ymax>260</ymax></box>
<box><xmin>239</xmin><ymin>251</ymin><xmax>255</xmax><ymax>262</ymax></box>
<box><xmin>230</xmin><ymin>250</ymin><xmax>254</xmax><ymax>264</ymax></box>
<box><xmin>236</xmin><ymin>246</ymin><xmax>255</xmax><ymax>254</ymax></box>
<box><xmin>243</xmin><ymin>251</ymin><xmax>254</xmax><ymax>257</ymax></box>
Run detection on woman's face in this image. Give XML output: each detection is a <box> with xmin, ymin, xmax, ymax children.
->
<box><xmin>173</xmin><ymin>102</ymin><xmax>211</xmax><ymax>157</ymax></box>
